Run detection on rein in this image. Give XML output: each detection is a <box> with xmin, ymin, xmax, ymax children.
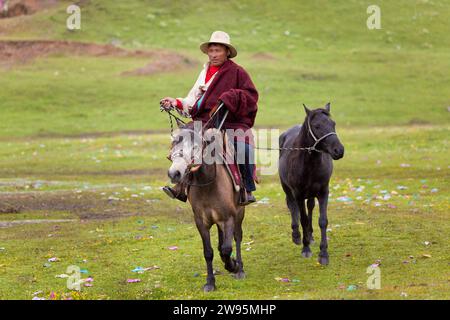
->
<box><xmin>165</xmin><ymin>103</ymin><xmax>226</xmax><ymax>187</ymax></box>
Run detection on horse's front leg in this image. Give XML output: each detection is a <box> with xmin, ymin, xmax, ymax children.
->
<box><xmin>299</xmin><ymin>199</ymin><xmax>312</xmax><ymax>258</ymax></box>
<box><xmin>233</xmin><ymin>211</ymin><xmax>245</xmax><ymax>279</ymax></box>
<box><xmin>317</xmin><ymin>190</ymin><xmax>329</xmax><ymax>265</ymax></box>
<box><xmin>195</xmin><ymin>217</ymin><xmax>216</xmax><ymax>292</ymax></box>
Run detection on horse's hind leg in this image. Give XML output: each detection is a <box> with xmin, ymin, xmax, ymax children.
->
<box><xmin>282</xmin><ymin>184</ymin><xmax>301</xmax><ymax>245</ymax></box>
<box><xmin>307</xmin><ymin>198</ymin><xmax>315</xmax><ymax>244</ymax></box>
<box><xmin>195</xmin><ymin>217</ymin><xmax>216</xmax><ymax>292</ymax></box>
<box><xmin>299</xmin><ymin>199</ymin><xmax>312</xmax><ymax>258</ymax></box>
<box><xmin>233</xmin><ymin>210</ymin><xmax>245</xmax><ymax>279</ymax></box>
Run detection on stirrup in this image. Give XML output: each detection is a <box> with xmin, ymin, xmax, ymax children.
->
<box><xmin>162</xmin><ymin>186</ymin><xmax>187</xmax><ymax>202</ymax></box>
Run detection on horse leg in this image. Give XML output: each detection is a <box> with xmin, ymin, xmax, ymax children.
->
<box><xmin>307</xmin><ymin>198</ymin><xmax>315</xmax><ymax>244</ymax></box>
<box><xmin>220</xmin><ymin>219</ymin><xmax>239</xmax><ymax>274</ymax></box>
<box><xmin>317</xmin><ymin>191</ymin><xmax>330</xmax><ymax>265</ymax></box>
<box><xmin>282</xmin><ymin>184</ymin><xmax>301</xmax><ymax>245</ymax></box>
<box><xmin>195</xmin><ymin>217</ymin><xmax>216</xmax><ymax>292</ymax></box>
<box><xmin>299</xmin><ymin>199</ymin><xmax>312</xmax><ymax>258</ymax></box>
<box><xmin>233</xmin><ymin>210</ymin><xmax>245</xmax><ymax>279</ymax></box>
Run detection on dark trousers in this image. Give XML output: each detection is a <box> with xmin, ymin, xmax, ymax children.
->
<box><xmin>234</xmin><ymin>142</ymin><xmax>256</xmax><ymax>192</ymax></box>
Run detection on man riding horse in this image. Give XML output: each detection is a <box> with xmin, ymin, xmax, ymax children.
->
<box><xmin>160</xmin><ymin>31</ymin><xmax>259</xmax><ymax>205</ymax></box>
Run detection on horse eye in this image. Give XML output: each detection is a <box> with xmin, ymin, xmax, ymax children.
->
<box><xmin>315</xmin><ymin>125</ymin><xmax>320</xmax><ymax>129</ymax></box>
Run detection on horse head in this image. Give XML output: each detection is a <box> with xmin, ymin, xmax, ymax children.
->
<box><xmin>303</xmin><ymin>102</ymin><xmax>345</xmax><ymax>160</ymax></box>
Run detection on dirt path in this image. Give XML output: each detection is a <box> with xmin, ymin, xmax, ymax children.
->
<box><xmin>0</xmin><ymin>40</ymin><xmax>198</xmax><ymax>73</ymax></box>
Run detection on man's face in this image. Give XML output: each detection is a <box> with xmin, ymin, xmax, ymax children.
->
<box><xmin>207</xmin><ymin>44</ymin><xmax>228</xmax><ymax>67</ymax></box>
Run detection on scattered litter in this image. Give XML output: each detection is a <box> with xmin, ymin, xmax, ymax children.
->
<box><xmin>400</xmin><ymin>292</ymin><xmax>408</xmax><ymax>297</ymax></box>
<box><xmin>387</xmin><ymin>204</ymin><xmax>397</xmax><ymax>209</ymax></box>
<box><xmin>168</xmin><ymin>246</ymin><xmax>179</xmax><ymax>251</ymax></box>
<box><xmin>32</xmin><ymin>296</ymin><xmax>46</xmax><ymax>300</ymax></box>
<box><xmin>127</xmin><ymin>279</ymin><xmax>141</xmax><ymax>283</ymax></box>
<box><xmin>0</xmin><ymin>247</ymin><xmax>5</xmax><ymax>251</ymax></box>
<box><xmin>84</xmin><ymin>283</ymin><xmax>93</xmax><ymax>287</ymax></box>
<box><xmin>193</xmin><ymin>272</ymin><xmax>200</xmax><ymax>277</ymax></box>
<box><xmin>275</xmin><ymin>277</ymin><xmax>290</xmax><ymax>282</ymax></box>
<box><xmin>292</xmin><ymin>279</ymin><xmax>300</xmax><ymax>283</ymax></box>
<box><xmin>256</xmin><ymin>197</ymin><xmax>270</xmax><ymax>204</ymax></box>
<box><xmin>422</xmin><ymin>254</ymin><xmax>432</xmax><ymax>258</ymax></box>
<box><xmin>424</xmin><ymin>241</ymin><xmax>430</xmax><ymax>246</ymax></box>
<box><xmin>430</xmin><ymin>188</ymin><xmax>438</xmax><ymax>193</ymax></box>
<box><xmin>131</xmin><ymin>266</ymin><xmax>160</xmax><ymax>273</ymax></box>
<box><xmin>32</xmin><ymin>291</ymin><xmax>43</xmax><ymax>296</ymax></box>
<box><xmin>151</xmin><ymin>225</ymin><xmax>159</xmax><ymax>229</ymax></box>
<box><xmin>397</xmin><ymin>186</ymin><xmax>408</xmax><ymax>190</ymax></box>
<box><xmin>80</xmin><ymin>269</ymin><xmax>89</xmax><ymax>274</ymax></box>
<box><xmin>400</xmin><ymin>163</ymin><xmax>411</xmax><ymax>167</ymax></box>
<box><xmin>84</xmin><ymin>277</ymin><xmax>94</xmax><ymax>283</ymax></box>
<box><xmin>347</xmin><ymin>285</ymin><xmax>357</xmax><ymax>291</ymax></box>
<box><xmin>336</xmin><ymin>196</ymin><xmax>352</xmax><ymax>202</ymax></box>
<box><xmin>43</xmin><ymin>263</ymin><xmax>51</xmax><ymax>268</ymax></box>
<box><xmin>48</xmin><ymin>257</ymin><xmax>59</xmax><ymax>262</ymax></box>
<box><xmin>55</xmin><ymin>274</ymin><xmax>69</xmax><ymax>278</ymax></box>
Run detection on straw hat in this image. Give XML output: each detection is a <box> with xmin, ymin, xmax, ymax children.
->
<box><xmin>200</xmin><ymin>31</ymin><xmax>237</xmax><ymax>58</ymax></box>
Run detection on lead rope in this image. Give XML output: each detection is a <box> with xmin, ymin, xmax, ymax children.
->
<box><xmin>255</xmin><ymin>117</ymin><xmax>337</xmax><ymax>153</ymax></box>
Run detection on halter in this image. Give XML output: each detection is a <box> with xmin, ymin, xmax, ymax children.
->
<box><xmin>305</xmin><ymin>116</ymin><xmax>337</xmax><ymax>153</ymax></box>
<box><xmin>254</xmin><ymin>112</ymin><xmax>338</xmax><ymax>153</ymax></box>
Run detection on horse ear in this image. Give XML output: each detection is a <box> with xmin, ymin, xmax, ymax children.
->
<box><xmin>325</xmin><ymin>102</ymin><xmax>331</xmax><ymax>112</ymax></box>
<box><xmin>303</xmin><ymin>104</ymin><xmax>311</xmax><ymax>115</ymax></box>
<box><xmin>175</xmin><ymin>118</ymin><xmax>186</xmax><ymax>129</ymax></box>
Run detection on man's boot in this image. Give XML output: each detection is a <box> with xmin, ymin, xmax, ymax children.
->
<box><xmin>162</xmin><ymin>183</ymin><xmax>187</xmax><ymax>202</ymax></box>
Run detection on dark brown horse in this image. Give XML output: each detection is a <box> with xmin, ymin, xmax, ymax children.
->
<box><xmin>278</xmin><ymin>103</ymin><xmax>344</xmax><ymax>265</ymax></box>
<box><xmin>167</xmin><ymin>127</ymin><xmax>245</xmax><ymax>292</ymax></box>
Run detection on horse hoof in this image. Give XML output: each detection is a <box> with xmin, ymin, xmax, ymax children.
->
<box><xmin>318</xmin><ymin>255</ymin><xmax>329</xmax><ymax>266</ymax></box>
<box><xmin>234</xmin><ymin>271</ymin><xmax>246</xmax><ymax>280</ymax></box>
<box><xmin>301</xmin><ymin>248</ymin><xmax>313</xmax><ymax>258</ymax></box>
<box><xmin>203</xmin><ymin>284</ymin><xmax>216</xmax><ymax>292</ymax></box>
<box><xmin>292</xmin><ymin>234</ymin><xmax>301</xmax><ymax>245</ymax></box>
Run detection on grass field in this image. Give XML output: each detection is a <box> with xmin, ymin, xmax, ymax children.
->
<box><xmin>0</xmin><ymin>0</ymin><xmax>449</xmax><ymax>300</ymax></box>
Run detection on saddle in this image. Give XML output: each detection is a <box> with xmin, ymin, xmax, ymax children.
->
<box><xmin>220</xmin><ymin>131</ymin><xmax>257</xmax><ymax>205</ymax></box>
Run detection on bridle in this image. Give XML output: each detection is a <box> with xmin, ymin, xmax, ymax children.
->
<box><xmin>167</xmin><ymin>128</ymin><xmax>217</xmax><ymax>187</ymax></box>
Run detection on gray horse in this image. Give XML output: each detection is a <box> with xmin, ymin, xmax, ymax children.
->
<box><xmin>278</xmin><ymin>103</ymin><xmax>344</xmax><ymax>265</ymax></box>
<box><xmin>167</xmin><ymin>127</ymin><xmax>245</xmax><ymax>292</ymax></box>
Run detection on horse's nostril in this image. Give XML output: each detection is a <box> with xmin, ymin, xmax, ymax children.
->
<box><xmin>169</xmin><ymin>170</ymin><xmax>181</xmax><ymax>181</ymax></box>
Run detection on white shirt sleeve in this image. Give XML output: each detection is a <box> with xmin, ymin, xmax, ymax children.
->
<box><xmin>176</xmin><ymin>68</ymin><xmax>207</xmax><ymax>117</ymax></box>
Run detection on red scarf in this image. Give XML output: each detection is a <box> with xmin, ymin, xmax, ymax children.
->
<box><xmin>205</xmin><ymin>64</ymin><xmax>220</xmax><ymax>83</ymax></box>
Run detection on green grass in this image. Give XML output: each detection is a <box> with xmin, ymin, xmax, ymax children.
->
<box><xmin>0</xmin><ymin>0</ymin><xmax>449</xmax><ymax>299</ymax></box>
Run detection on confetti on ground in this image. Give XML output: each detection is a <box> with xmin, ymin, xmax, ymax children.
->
<box><xmin>80</xmin><ymin>269</ymin><xmax>89</xmax><ymax>274</ymax></box>
<box><xmin>336</xmin><ymin>196</ymin><xmax>352</xmax><ymax>202</ymax></box>
<box><xmin>422</xmin><ymin>254</ymin><xmax>432</xmax><ymax>258</ymax></box>
<box><xmin>347</xmin><ymin>285</ymin><xmax>357</xmax><ymax>291</ymax></box>
<box><xmin>256</xmin><ymin>197</ymin><xmax>270</xmax><ymax>204</ymax></box>
<box><xmin>127</xmin><ymin>279</ymin><xmax>141</xmax><ymax>283</ymax></box>
<box><xmin>168</xmin><ymin>246</ymin><xmax>179</xmax><ymax>251</ymax></box>
<box><xmin>55</xmin><ymin>274</ymin><xmax>69</xmax><ymax>278</ymax></box>
<box><xmin>48</xmin><ymin>257</ymin><xmax>59</xmax><ymax>262</ymax></box>
<box><xmin>275</xmin><ymin>277</ymin><xmax>290</xmax><ymax>282</ymax></box>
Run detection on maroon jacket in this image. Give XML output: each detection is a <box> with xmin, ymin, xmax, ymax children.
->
<box><xmin>191</xmin><ymin>60</ymin><xmax>258</xmax><ymax>132</ymax></box>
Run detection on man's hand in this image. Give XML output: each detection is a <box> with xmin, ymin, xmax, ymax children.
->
<box><xmin>160</xmin><ymin>97</ymin><xmax>177</xmax><ymax>111</ymax></box>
